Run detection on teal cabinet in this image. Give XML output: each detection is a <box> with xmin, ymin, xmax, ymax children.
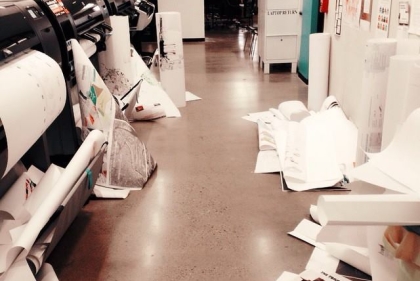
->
<box><xmin>298</xmin><ymin>0</ymin><xmax>320</xmax><ymax>81</ymax></box>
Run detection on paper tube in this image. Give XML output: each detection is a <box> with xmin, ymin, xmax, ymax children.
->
<box><xmin>308</xmin><ymin>33</ymin><xmax>331</xmax><ymax>112</ymax></box>
<box><xmin>356</xmin><ymin>38</ymin><xmax>397</xmax><ymax>165</ymax></box>
<box><xmin>156</xmin><ymin>12</ymin><xmax>186</xmax><ymax>107</ymax></box>
<box><xmin>0</xmin><ymin>50</ymin><xmax>66</xmax><ymax>179</ymax></box>
<box><xmin>382</xmin><ymin>55</ymin><xmax>420</xmax><ymax>149</ymax></box>
<box><xmin>402</xmin><ymin>62</ymin><xmax>420</xmax><ymax>127</ymax></box>
<box><xmin>98</xmin><ymin>16</ymin><xmax>133</xmax><ymax>97</ymax></box>
<box><xmin>278</xmin><ymin>100</ymin><xmax>310</xmax><ymax>121</ymax></box>
<box><xmin>317</xmin><ymin>194</ymin><xmax>420</xmax><ymax>226</ymax></box>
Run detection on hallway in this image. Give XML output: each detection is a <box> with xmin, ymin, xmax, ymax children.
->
<box><xmin>48</xmin><ymin>28</ymin><xmax>322</xmax><ymax>281</ymax></box>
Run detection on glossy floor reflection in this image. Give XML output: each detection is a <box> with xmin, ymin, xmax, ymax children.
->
<box><xmin>49</xmin><ymin>28</ymin><xmax>326</xmax><ymax>281</ymax></box>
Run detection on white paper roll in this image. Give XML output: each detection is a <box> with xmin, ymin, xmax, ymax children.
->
<box><xmin>79</xmin><ymin>34</ymin><xmax>100</xmax><ymax>58</ymax></box>
<box><xmin>308</xmin><ymin>33</ymin><xmax>331</xmax><ymax>112</ymax></box>
<box><xmin>382</xmin><ymin>55</ymin><xmax>420</xmax><ymax>149</ymax></box>
<box><xmin>317</xmin><ymin>194</ymin><xmax>420</xmax><ymax>226</ymax></box>
<box><xmin>98</xmin><ymin>16</ymin><xmax>133</xmax><ymax>97</ymax></box>
<box><xmin>156</xmin><ymin>12</ymin><xmax>186</xmax><ymax>108</ymax></box>
<box><xmin>396</xmin><ymin>39</ymin><xmax>420</xmax><ymax>55</ymax></box>
<box><xmin>402</xmin><ymin>62</ymin><xmax>420</xmax><ymax>127</ymax></box>
<box><xmin>356</xmin><ymin>38</ymin><xmax>397</xmax><ymax>165</ymax></box>
<box><xmin>0</xmin><ymin>50</ymin><xmax>66</xmax><ymax>179</ymax></box>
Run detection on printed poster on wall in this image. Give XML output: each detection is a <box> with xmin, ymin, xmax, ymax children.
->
<box><xmin>375</xmin><ymin>0</ymin><xmax>391</xmax><ymax>37</ymax></box>
<box><xmin>343</xmin><ymin>0</ymin><xmax>362</xmax><ymax>28</ymax></box>
<box><xmin>360</xmin><ymin>0</ymin><xmax>373</xmax><ymax>31</ymax></box>
<box><xmin>409</xmin><ymin>0</ymin><xmax>420</xmax><ymax>35</ymax></box>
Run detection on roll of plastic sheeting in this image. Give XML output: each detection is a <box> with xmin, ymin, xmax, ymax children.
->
<box><xmin>0</xmin><ymin>50</ymin><xmax>66</xmax><ymax>179</ymax></box>
<box><xmin>156</xmin><ymin>12</ymin><xmax>186</xmax><ymax>107</ymax></box>
<box><xmin>356</xmin><ymin>38</ymin><xmax>397</xmax><ymax>165</ymax></box>
<box><xmin>308</xmin><ymin>33</ymin><xmax>331</xmax><ymax>112</ymax></box>
<box><xmin>382</xmin><ymin>55</ymin><xmax>420</xmax><ymax>149</ymax></box>
<box><xmin>98</xmin><ymin>16</ymin><xmax>133</xmax><ymax>97</ymax></box>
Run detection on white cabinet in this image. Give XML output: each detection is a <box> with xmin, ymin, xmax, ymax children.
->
<box><xmin>258</xmin><ymin>0</ymin><xmax>302</xmax><ymax>73</ymax></box>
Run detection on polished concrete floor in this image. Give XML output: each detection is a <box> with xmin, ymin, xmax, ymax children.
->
<box><xmin>49</xmin><ymin>28</ymin><xmax>329</xmax><ymax>281</ymax></box>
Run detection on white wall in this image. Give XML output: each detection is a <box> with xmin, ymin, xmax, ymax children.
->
<box><xmin>324</xmin><ymin>0</ymin><xmax>402</xmax><ymax>127</ymax></box>
<box><xmin>158</xmin><ymin>0</ymin><xmax>205</xmax><ymax>39</ymax></box>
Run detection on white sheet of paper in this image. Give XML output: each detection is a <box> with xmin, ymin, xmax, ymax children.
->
<box><xmin>317</xmin><ymin>225</ymin><xmax>368</xmax><ymax>247</ymax></box>
<box><xmin>308</xmin><ymin>107</ymin><xmax>358</xmax><ymax>171</ymax></box>
<box><xmin>300</xmin><ymin>269</ymin><xmax>352</xmax><ymax>281</ymax></box>
<box><xmin>0</xmin><ymin>221</ymin><xmax>24</xmax><ymax>244</ymax></box>
<box><xmin>324</xmin><ymin>243</ymin><xmax>371</xmax><ymax>275</ymax></box>
<box><xmin>368</xmin><ymin>108</ymin><xmax>420</xmax><ymax>195</ymax></box>
<box><xmin>243</xmin><ymin>111</ymin><xmax>276</xmax><ymax>123</ymax></box>
<box><xmin>254</xmin><ymin>150</ymin><xmax>281</xmax><ymax>173</ymax></box>
<box><xmin>186</xmin><ymin>91</ymin><xmax>201</xmax><ymax>101</ymax></box>
<box><xmin>305</xmin><ymin>247</ymin><xmax>340</xmax><ymax>273</ymax></box>
<box><xmin>257</xmin><ymin>120</ymin><xmax>276</xmax><ymax>151</ymax></box>
<box><xmin>269</xmin><ymin>108</ymin><xmax>286</xmax><ymax>120</ymax></box>
<box><xmin>138</xmin><ymin>81</ymin><xmax>180</xmax><ymax>118</ymax></box>
<box><xmin>288</xmin><ymin>219</ymin><xmax>325</xmax><ymax>250</ymax></box>
<box><xmin>283</xmin><ymin>176</ymin><xmax>343</xmax><ymax>192</ymax></box>
<box><xmin>0</xmin><ymin>252</ymin><xmax>36</xmax><ymax>281</ymax></box>
<box><xmin>283</xmin><ymin>116</ymin><xmax>343</xmax><ymax>184</ymax></box>
<box><xmin>98</xmin><ymin>16</ymin><xmax>133</xmax><ymax>97</ymax></box>
<box><xmin>156</xmin><ymin>12</ymin><xmax>186</xmax><ymax>107</ymax></box>
<box><xmin>93</xmin><ymin>185</ymin><xmax>130</xmax><ymax>199</ymax></box>
<box><xmin>130</xmin><ymin>48</ymin><xmax>181</xmax><ymax>118</ymax></box>
<box><xmin>348</xmin><ymin>161</ymin><xmax>414</xmax><ymax>194</ymax></box>
<box><xmin>317</xmin><ymin>194</ymin><xmax>420</xmax><ymax>226</ymax></box>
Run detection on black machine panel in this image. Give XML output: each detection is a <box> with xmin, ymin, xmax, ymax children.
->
<box><xmin>0</xmin><ymin>0</ymin><xmax>63</xmax><ymax>64</ymax></box>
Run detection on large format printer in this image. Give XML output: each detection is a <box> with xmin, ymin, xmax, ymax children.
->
<box><xmin>34</xmin><ymin>0</ymin><xmax>113</xmax><ymax>160</ymax></box>
<box><xmin>0</xmin><ymin>0</ymin><xmax>67</xmax><ymax>171</ymax></box>
<box><xmin>0</xmin><ymin>0</ymin><xmax>104</xmax><ymax>278</ymax></box>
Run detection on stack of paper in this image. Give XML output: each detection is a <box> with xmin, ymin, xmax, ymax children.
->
<box><xmin>246</xmin><ymin>96</ymin><xmax>358</xmax><ymax>191</ymax></box>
